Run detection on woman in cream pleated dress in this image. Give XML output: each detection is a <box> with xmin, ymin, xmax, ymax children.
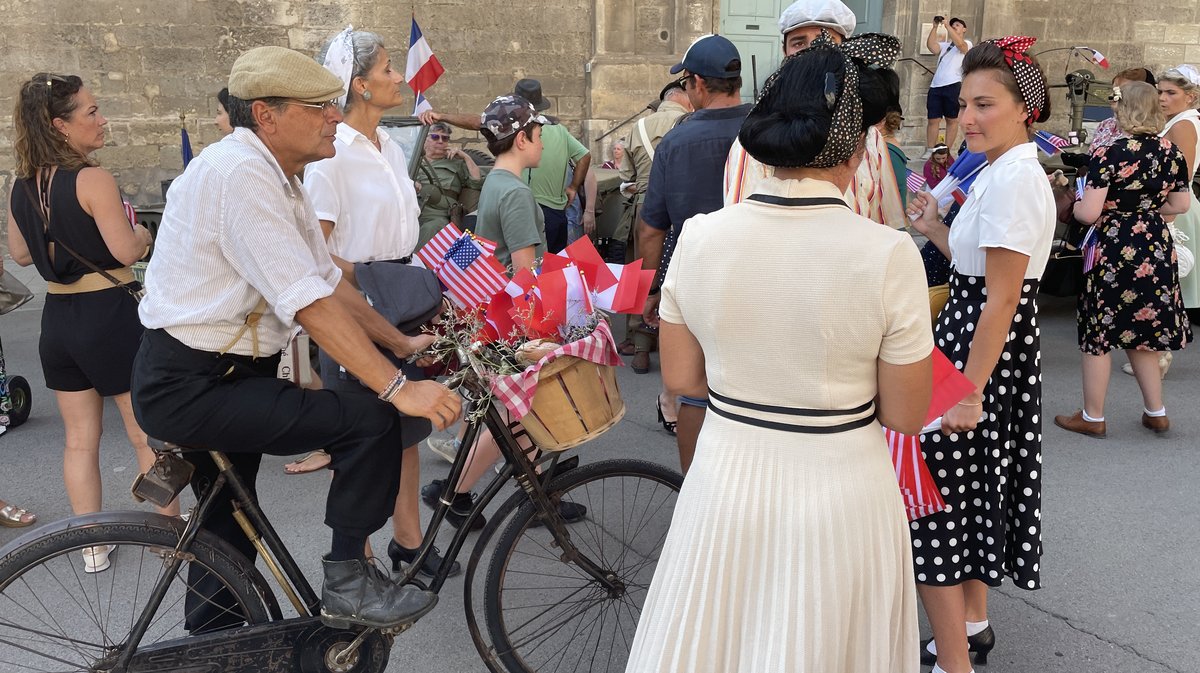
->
<box><xmin>625</xmin><ymin>38</ymin><xmax>933</xmax><ymax>673</ymax></box>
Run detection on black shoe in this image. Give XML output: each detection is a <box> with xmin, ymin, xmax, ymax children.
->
<box><xmin>531</xmin><ymin>499</ymin><xmax>588</xmax><ymax>528</ymax></box>
<box><xmin>421</xmin><ymin>480</ymin><xmax>486</xmax><ymax>531</ymax></box>
<box><xmin>656</xmin><ymin>399</ymin><xmax>677</xmax><ymax>436</ymax></box>
<box><xmin>387</xmin><ymin>539</ymin><xmax>461</xmax><ymax>579</ymax></box>
<box><xmin>920</xmin><ymin>625</ymin><xmax>996</xmax><ymax>666</ymax></box>
<box><xmin>319</xmin><ymin>555</ymin><xmax>438</xmax><ymax>630</ymax></box>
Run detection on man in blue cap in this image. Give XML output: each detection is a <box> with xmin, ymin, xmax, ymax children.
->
<box><xmin>637</xmin><ymin>33</ymin><xmax>752</xmax><ymax>474</ymax></box>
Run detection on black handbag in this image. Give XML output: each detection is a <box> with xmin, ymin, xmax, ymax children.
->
<box><xmin>354</xmin><ymin>261</ymin><xmax>443</xmax><ymax>335</ymax></box>
<box><xmin>1040</xmin><ymin>245</ymin><xmax>1083</xmax><ymax>297</ymax></box>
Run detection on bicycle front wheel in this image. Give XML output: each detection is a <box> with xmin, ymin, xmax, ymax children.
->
<box><xmin>483</xmin><ymin>458</ymin><xmax>682</xmax><ymax>673</ymax></box>
<box><xmin>0</xmin><ymin>512</ymin><xmax>271</xmax><ymax>672</ymax></box>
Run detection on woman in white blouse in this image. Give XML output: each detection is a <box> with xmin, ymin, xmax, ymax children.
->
<box><xmin>301</xmin><ymin>29</ymin><xmax>459</xmax><ymax>579</ymax></box>
<box><xmin>908</xmin><ymin>38</ymin><xmax>1056</xmax><ymax>673</ymax></box>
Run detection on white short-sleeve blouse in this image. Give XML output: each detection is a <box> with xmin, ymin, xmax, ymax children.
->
<box><xmin>303</xmin><ymin>123</ymin><xmax>420</xmax><ymax>263</ymax></box>
<box><xmin>948</xmin><ymin>142</ymin><xmax>1056</xmax><ymax>279</ymax></box>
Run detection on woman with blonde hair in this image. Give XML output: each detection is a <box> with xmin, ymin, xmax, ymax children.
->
<box><xmin>7</xmin><ymin>73</ymin><xmax>176</xmax><ymax>573</ymax></box>
<box><xmin>300</xmin><ymin>28</ymin><xmax>461</xmax><ymax>579</ymax></box>
<box><xmin>1055</xmin><ymin>81</ymin><xmax>1192</xmax><ymax>438</ymax></box>
<box><xmin>1158</xmin><ymin>66</ymin><xmax>1200</xmax><ymax>325</ymax></box>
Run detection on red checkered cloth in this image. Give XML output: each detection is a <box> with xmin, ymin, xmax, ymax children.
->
<box><xmin>884</xmin><ymin>428</ymin><xmax>947</xmax><ymax>521</ymax></box>
<box><xmin>490</xmin><ymin>320</ymin><xmax>623</xmax><ymax>418</ymax></box>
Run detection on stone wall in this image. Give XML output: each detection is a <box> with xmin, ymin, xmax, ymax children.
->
<box><xmin>1</xmin><ymin>0</ymin><xmax>1193</xmax><ymax>231</ymax></box>
<box><xmin>0</xmin><ymin>0</ymin><xmax>606</xmax><ymax>227</ymax></box>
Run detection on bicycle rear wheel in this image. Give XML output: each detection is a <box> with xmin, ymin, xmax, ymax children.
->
<box><xmin>0</xmin><ymin>512</ymin><xmax>271</xmax><ymax>672</ymax></box>
<box><xmin>483</xmin><ymin>459</ymin><xmax>682</xmax><ymax>673</ymax></box>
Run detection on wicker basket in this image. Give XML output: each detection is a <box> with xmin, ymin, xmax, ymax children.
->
<box><xmin>519</xmin><ymin>356</ymin><xmax>625</xmax><ymax>451</ymax></box>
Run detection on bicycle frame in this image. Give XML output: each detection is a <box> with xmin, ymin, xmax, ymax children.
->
<box><xmin>110</xmin><ymin>395</ymin><xmax>621</xmax><ymax>669</ymax></box>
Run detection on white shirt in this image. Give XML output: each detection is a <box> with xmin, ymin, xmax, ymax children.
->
<box><xmin>140</xmin><ymin>128</ymin><xmax>342</xmax><ymax>356</ymax></box>
<box><xmin>303</xmin><ymin>123</ymin><xmax>420</xmax><ymax>263</ymax></box>
<box><xmin>949</xmin><ymin>142</ymin><xmax>1056</xmax><ymax>278</ymax></box>
<box><xmin>930</xmin><ymin>39</ymin><xmax>972</xmax><ymax>88</ymax></box>
<box><xmin>723</xmin><ymin>127</ymin><xmax>906</xmax><ymax>228</ymax></box>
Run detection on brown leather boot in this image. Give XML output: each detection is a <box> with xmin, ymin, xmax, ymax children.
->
<box><xmin>1141</xmin><ymin>413</ymin><xmax>1170</xmax><ymax>434</ymax></box>
<box><xmin>1054</xmin><ymin>410</ymin><xmax>1107</xmax><ymax>438</ymax></box>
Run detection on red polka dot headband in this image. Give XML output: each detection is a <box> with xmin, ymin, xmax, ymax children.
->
<box><xmin>987</xmin><ymin>36</ymin><xmax>1046</xmax><ymax>126</ymax></box>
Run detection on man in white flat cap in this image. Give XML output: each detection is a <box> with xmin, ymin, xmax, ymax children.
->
<box><xmin>723</xmin><ymin>0</ymin><xmax>906</xmax><ymax>230</ymax></box>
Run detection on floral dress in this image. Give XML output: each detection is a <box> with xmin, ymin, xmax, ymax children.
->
<box><xmin>1078</xmin><ymin>134</ymin><xmax>1193</xmax><ymax>354</ymax></box>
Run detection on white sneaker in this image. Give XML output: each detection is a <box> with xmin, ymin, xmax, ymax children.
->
<box><xmin>921</xmin><ymin>148</ymin><xmax>934</xmax><ymax>160</ymax></box>
<box><xmin>83</xmin><ymin>545</ymin><xmax>115</xmax><ymax>573</ymax></box>
<box><xmin>425</xmin><ymin>437</ymin><xmax>460</xmax><ymax>463</ymax></box>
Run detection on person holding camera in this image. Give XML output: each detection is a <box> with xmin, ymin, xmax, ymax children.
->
<box><xmin>924</xmin><ymin>16</ymin><xmax>972</xmax><ymax>159</ymax></box>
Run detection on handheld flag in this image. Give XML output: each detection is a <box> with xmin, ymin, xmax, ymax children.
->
<box><xmin>1034</xmin><ymin>130</ymin><xmax>1071</xmax><ymax>156</ymax></box>
<box><xmin>406</xmin><ymin>17</ymin><xmax>444</xmax><ymax>115</ymax></box>
<box><xmin>910</xmin><ymin>149</ymin><xmax>987</xmax><ymax>218</ymax></box>
<box><xmin>181</xmin><ymin>127</ymin><xmax>193</xmax><ymax>168</ymax></box>
<box><xmin>906</xmin><ymin>169</ymin><xmax>927</xmax><ymax>193</ymax></box>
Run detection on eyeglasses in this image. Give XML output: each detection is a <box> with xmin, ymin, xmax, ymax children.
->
<box><xmin>428</xmin><ymin>133</ymin><xmax>450</xmax><ymax>142</ymax></box>
<box><xmin>675</xmin><ymin>73</ymin><xmax>693</xmax><ymax>90</ymax></box>
<box><xmin>283</xmin><ymin>99</ymin><xmax>340</xmax><ymax>112</ymax></box>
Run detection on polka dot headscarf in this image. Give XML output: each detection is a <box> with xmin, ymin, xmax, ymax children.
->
<box><xmin>986</xmin><ymin>36</ymin><xmax>1047</xmax><ymax>125</ymax></box>
<box><xmin>750</xmin><ymin>30</ymin><xmax>901</xmax><ymax>168</ymax></box>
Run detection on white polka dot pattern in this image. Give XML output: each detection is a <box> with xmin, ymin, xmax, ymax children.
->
<box><xmin>911</xmin><ymin>272</ymin><xmax>1044</xmax><ymax>591</ymax></box>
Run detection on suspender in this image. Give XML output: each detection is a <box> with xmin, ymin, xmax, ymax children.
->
<box><xmin>636</xmin><ymin>118</ymin><xmax>656</xmax><ymax>161</ymax></box>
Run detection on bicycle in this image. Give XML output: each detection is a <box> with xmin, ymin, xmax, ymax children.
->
<box><xmin>0</xmin><ymin>389</ymin><xmax>682</xmax><ymax>673</ymax></box>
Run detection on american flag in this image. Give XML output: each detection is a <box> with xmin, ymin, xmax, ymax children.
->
<box><xmin>906</xmin><ymin>169</ymin><xmax>927</xmax><ymax>193</ymax></box>
<box><xmin>1034</xmin><ymin>130</ymin><xmax>1071</xmax><ymax>155</ymax></box>
<box><xmin>420</xmin><ymin>230</ymin><xmax>508</xmax><ymax>308</ymax></box>
<box><xmin>416</xmin><ymin>223</ymin><xmax>496</xmax><ymax>269</ymax></box>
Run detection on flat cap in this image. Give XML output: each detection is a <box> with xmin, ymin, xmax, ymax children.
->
<box><xmin>779</xmin><ymin>0</ymin><xmax>857</xmax><ymax>38</ymax></box>
<box><xmin>228</xmin><ymin>46</ymin><xmax>346</xmax><ymax>102</ymax></box>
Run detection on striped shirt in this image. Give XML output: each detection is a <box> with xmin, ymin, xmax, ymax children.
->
<box><xmin>139</xmin><ymin>127</ymin><xmax>341</xmax><ymax>356</ymax></box>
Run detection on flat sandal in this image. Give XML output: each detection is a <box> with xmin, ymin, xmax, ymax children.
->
<box><xmin>0</xmin><ymin>504</ymin><xmax>37</xmax><ymax>528</ymax></box>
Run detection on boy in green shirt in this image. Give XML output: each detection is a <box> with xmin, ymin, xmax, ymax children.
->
<box><xmin>475</xmin><ymin>95</ymin><xmax>549</xmax><ymax>273</ymax></box>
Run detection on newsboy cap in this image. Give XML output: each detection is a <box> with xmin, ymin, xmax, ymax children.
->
<box><xmin>778</xmin><ymin>0</ymin><xmax>857</xmax><ymax>38</ymax></box>
<box><xmin>228</xmin><ymin>46</ymin><xmax>345</xmax><ymax>102</ymax></box>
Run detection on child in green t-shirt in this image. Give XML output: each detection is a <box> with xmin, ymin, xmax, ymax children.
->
<box><xmin>475</xmin><ymin>95</ymin><xmax>550</xmax><ymax>273</ymax></box>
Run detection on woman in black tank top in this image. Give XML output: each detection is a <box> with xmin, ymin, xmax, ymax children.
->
<box><xmin>7</xmin><ymin>73</ymin><xmax>178</xmax><ymax>567</ymax></box>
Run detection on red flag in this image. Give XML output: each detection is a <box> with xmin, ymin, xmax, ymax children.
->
<box><xmin>485</xmin><ymin>290</ymin><xmax>516</xmax><ymax>342</ymax></box>
<box><xmin>632</xmin><ymin>269</ymin><xmax>655</xmax><ymax>317</ymax></box>
<box><xmin>605</xmin><ymin>261</ymin><xmax>644</xmax><ymax>313</ymax></box>
<box><xmin>538</xmin><ymin>269</ymin><xmax>568</xmax><ymax>329</ymax></box>
<box><xmin>925</xmin><ymin>347</ymin><xmax>977</xmax><ymax>424</ymax></box>
<box><xmin>539</xmin><ymin>253</ymin><xmax>571</xmax><ymax>275</ymax></box>
<box><xmin>563</xmin><ymin>238</ymin><xmax>618</xmax><ymax>291</ymax></box>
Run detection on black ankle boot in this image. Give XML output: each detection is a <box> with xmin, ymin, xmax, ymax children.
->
<box><xmin>387</xmin><ymin>539</ymin><xmax>462</xmax><ymax>579</ymax></box>
<box><xmin>920</xmin><ymin>625</ymin><xmax>996</xmax><ymax>666</ymax></box>
<box><xmin>320</xmin><ymin>555</ymin><xmax>438</xmax><ymax>629</ymax></box>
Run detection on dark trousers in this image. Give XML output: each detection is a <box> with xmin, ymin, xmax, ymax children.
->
<box><xmin>541</xmin><ymin>204</ymin><xmax>569</xmax><ymax>254</ymax></box>
<box><xmin>131</xmin><ymin>328</ymin><xmax>407</xmax><ymax>631</ymax></box>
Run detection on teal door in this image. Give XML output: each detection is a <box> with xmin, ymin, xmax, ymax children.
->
<box><xmin>721</xmin><ymin>0</ymin><xmax>884</xmax><ymax>102</ymax></box>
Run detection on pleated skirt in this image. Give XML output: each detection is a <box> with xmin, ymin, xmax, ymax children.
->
<box><xmin>624</xmin><ymin>414</ymin><xmax>918</xmax><ymax>673</ymax></box>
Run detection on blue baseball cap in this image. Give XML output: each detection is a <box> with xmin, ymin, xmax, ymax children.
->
<box><xmin>669</xmin><ymin>34</ymin><xmax>742</xmax><ymax>79</ymax></box>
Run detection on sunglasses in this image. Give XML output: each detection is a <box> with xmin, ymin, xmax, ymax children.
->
<box><xmin>675</xmin><ymin>73</ymin><xmax>693</xmax><ymax>90</ymax></box>
<box><xmin>429</xmin><ymin>133</ymin><xmax>451</xmax><ymax>141</ymax></box>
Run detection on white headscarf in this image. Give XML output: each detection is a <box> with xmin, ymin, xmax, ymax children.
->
<box><xmin>778</xmin><ymin>0</ymin><xmax>857</xmax><ymax>38</ymax></box>
<box><xmin>321</xmin><ymin>25</ymin><xmax>357</xmax><ymax>110</ymax></box>
<box><xmin>1168</xmin><ymin>63</ymin><xmax>1200</xmax><ymax>88</ymax></box>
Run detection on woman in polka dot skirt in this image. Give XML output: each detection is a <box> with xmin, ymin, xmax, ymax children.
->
<box><xmin>908</xmin><ymin>38</ymin><xmax>1056</xmax><ymax>673</ymax></box>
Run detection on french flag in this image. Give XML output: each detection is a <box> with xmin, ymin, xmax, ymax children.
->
<box><xmin>406</xmin><ymin>17</ymin><xmax>444</xmax><ymax>115</ymax></box>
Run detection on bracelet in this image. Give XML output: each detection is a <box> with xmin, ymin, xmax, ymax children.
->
<box><xmin>956</xmin><ymin>400</ymin><xmax>983</xmax><ymax>407</ymax></box>
<box><xmin>378</xmin><ymin>370</ymin><xmax>407</xmax><ymax>403</ymax></box>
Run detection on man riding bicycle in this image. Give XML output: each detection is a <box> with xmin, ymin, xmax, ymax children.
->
<box><xmin>131</xmin><ymin>46</ymin><xmax>462</xmax><ymax>632</ymax></box>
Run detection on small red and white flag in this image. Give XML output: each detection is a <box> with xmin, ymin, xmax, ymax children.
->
<box><xmin>406</xmin><ymin>17</ymin><xmax>444</xmax><ymax>115</ymax></box>
<box><xmin>906</xmin><ymin>169</ymin><xmax>927</xmax><ymax>194</ymax></box>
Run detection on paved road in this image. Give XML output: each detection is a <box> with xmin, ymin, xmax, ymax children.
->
<box><xmin>0</xmin><ymin>258</ymin><xmax>1196</xmax><ymax>673</ymax></box>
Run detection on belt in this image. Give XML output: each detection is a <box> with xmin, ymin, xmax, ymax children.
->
<box><xmin>707</xmin><ymin>389</ymin><xmax>876</xmax><ymax>434</ymax></box>
<box><xmin>148</xmin><ymin>328</ymin><xmax>280</xmax><ymax>372</ymax></box>
<box><xmin>382</xmin><ymin>256</ymin><xmax>413</xmax><ymax>265</ymax></box>
<box><xmin>46</xmin><ymin>267</ymin><xmax>135</xmax><ymax>295</ymax></box>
